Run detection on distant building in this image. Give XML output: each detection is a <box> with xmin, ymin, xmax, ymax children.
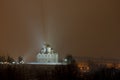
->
<box><xmin>37</xmin><ymin>43</ymin><xmax>58</xmax><ymax>63</ymax></box>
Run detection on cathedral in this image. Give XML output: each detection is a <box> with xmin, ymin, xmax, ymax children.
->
<box><xmin>37</xmin><ymin>43</ymin><xmax>58</xmax><ymax>63</ymax></box>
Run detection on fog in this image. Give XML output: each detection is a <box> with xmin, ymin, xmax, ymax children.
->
<box><xmin>0</xmin><ymin>0</ymin><xmax>120</xmax><ymax>61</ymax></box>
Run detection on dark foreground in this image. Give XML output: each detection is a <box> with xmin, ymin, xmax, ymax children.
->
<box><xmin>0</xmin><ymin>64</ymin><xmax>120</xmax><ymax>80</ymax></box>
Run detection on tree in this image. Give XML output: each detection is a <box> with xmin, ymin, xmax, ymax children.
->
<box><xmin>18</xmin><ymin>56</ymin><xmax>24</xmax><ymax>64</ymax></box>
<box><xmin>7</xmin><ymin>56</ymin><xmax>15</xmax><ymax>64</ymax></box>
<box><xmin>1</xmin><ymin>56</ymin><xmax>6</xmax><ymax>62</ymax></box>
<box><xmin>64</xmin><ymin>54</ymin><xmax>76</xmax><ymax>64</ymax></box>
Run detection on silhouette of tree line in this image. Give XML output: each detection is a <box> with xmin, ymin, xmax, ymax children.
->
<box><xmin>0</xmin><ymin>56</ymin><xmax>24</xmax><ymax>64</ymax></box>
<box><xmin>0</xmin><ymin>55</ymin><xmax>120</xmax><ymax>80</ymax></box>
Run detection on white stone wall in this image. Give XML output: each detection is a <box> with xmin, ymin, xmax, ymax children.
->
<box><xmin>37</xmin><ymin>53</ymin><xmax>58</xmax><ymax>63</ymax></box>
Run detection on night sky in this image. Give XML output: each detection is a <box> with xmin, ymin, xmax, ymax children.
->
<box><xmin>0</xmin><ymin>0</ymin><xmax>120</xmax><ymax>62</ymax></box>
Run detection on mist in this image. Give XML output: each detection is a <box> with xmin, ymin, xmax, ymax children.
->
<box><xmin>0</xmin><ymin>0</ymin><xmax>120</xmax><ymax>61</ymax></box>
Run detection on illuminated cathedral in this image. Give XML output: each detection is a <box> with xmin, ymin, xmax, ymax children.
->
<box><xmin>37</xmin><ymin>43</ymin><xmax>58</xmax><ymax>63</ymax></box>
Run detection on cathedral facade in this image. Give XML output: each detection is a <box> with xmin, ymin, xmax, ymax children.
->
<box><xmin>37</xmin><ymin>43</ymin><xmax>58</xmax><ymax>63</ymax></box>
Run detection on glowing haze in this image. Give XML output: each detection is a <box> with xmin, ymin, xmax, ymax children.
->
<box><xmin>0</xmin><ymin>0</ymin><xmax>120</xmax><ymax>61</ymax></box>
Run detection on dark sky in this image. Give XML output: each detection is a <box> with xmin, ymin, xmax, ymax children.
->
<box><xmin>0</xmin><ymin>0</ymin><xmax>120</xmax><ymax>62</ymax></box>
